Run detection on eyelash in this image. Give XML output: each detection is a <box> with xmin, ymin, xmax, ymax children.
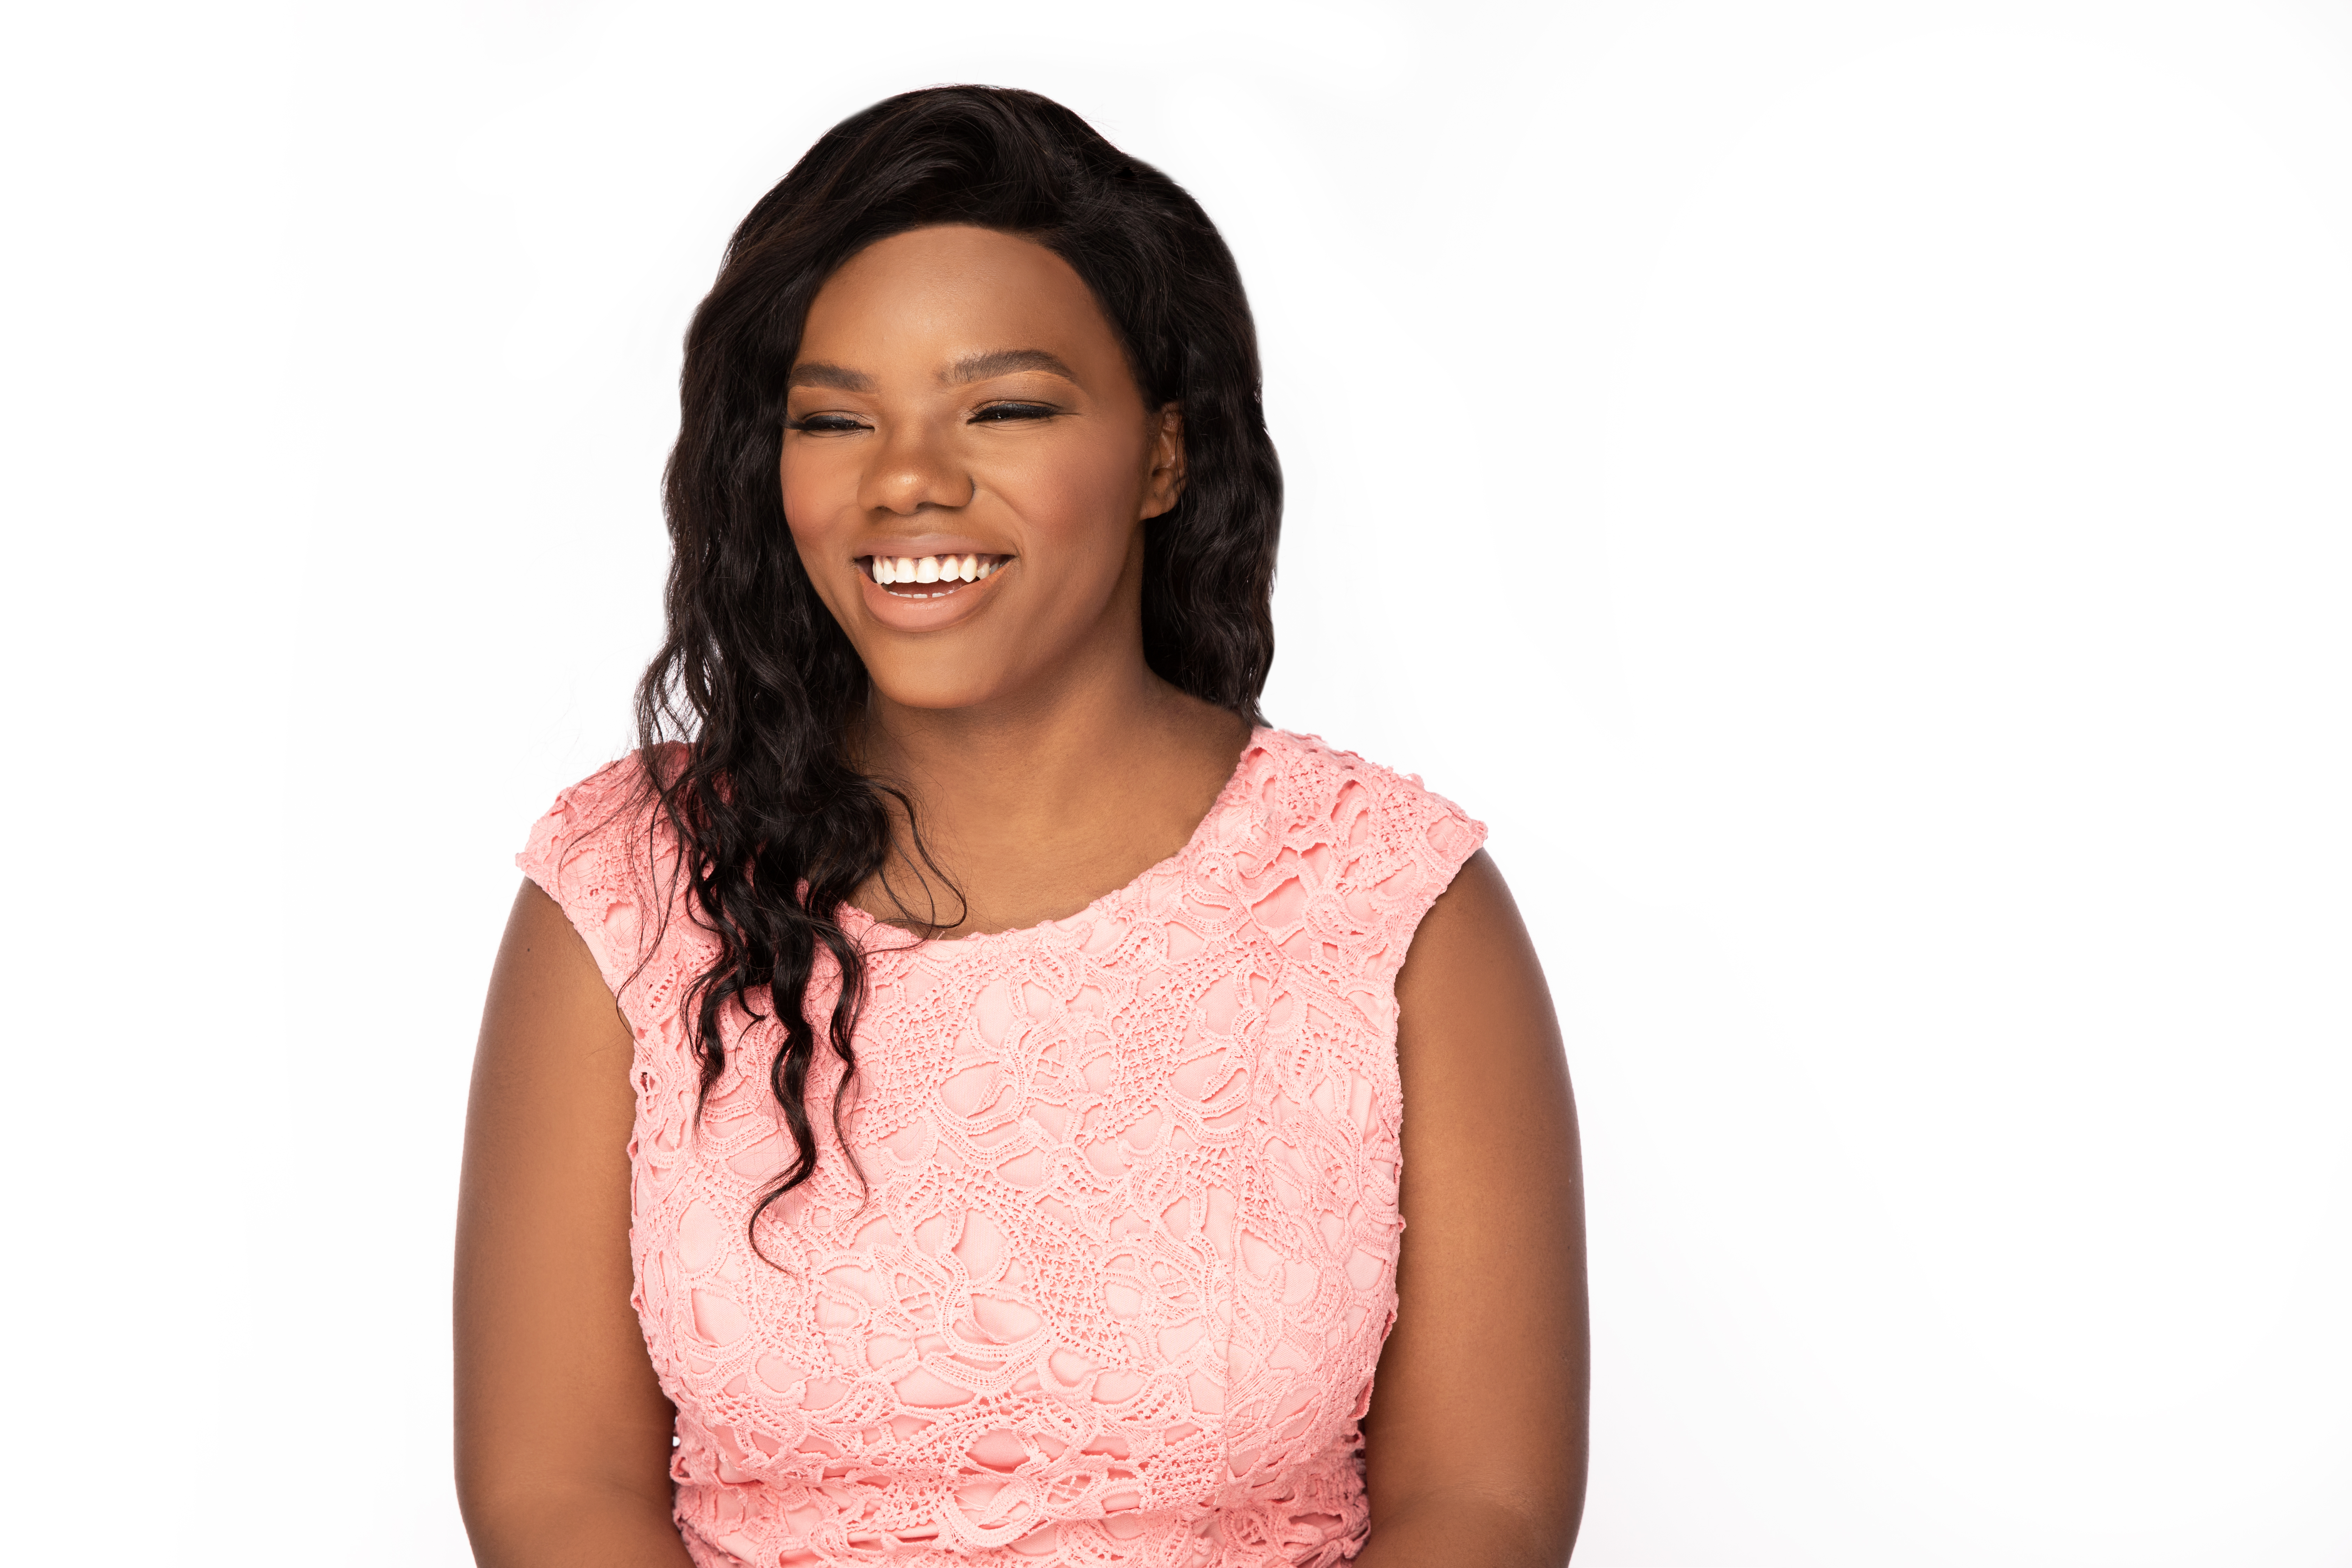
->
<box><xmin>787</xmin><ymin>403</ymin><xmax>1059</xmax><ymax>434</ymax></box>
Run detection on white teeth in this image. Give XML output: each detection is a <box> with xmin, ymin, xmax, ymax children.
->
<box><xmin>871</xmin><ymin>552</ymin><xmax>1006</xmax><ymax>588</ymax></box>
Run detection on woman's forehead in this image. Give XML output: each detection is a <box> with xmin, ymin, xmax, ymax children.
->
<box><xmin>797</xmin><ymin>226</ymin><xmax>1122</xmax><ymax>379</ymax></box>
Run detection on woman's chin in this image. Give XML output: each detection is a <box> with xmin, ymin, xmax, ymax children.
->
<box><xmin>861</xmin><ymin>658</ymin><xmax>1022</xmax><ymax>716</ymax></box>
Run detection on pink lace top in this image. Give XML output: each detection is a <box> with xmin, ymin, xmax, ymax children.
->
<box><xmin>517</xmin><ymin>728</ymin><xmax>1485</xmax><ymax>1568</ymax></box>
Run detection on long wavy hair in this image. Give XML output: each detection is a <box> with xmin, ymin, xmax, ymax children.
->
<box><xmin>635</xmin><ymin>86</ymin><xmax>1282</xmax><ymax>1228</ymax></box>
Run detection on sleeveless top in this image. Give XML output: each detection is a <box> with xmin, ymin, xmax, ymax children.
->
<box><xmin>517</xmin><ymin>728</ymin><xmax>1486</xmax><ymax>1568</ymax></box>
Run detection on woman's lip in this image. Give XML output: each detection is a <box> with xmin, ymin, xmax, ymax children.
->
<box><xmin>855</xmin><ymin>539</ymin><xmax>1007</xmax><ymax>562</ymax></box>
<box><xmin>852</xmin><ymin>555</ymin><xmax>1011</xmax><ymax>631</ymax></box>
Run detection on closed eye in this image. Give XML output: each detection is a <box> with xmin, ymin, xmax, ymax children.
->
<box><xmin>971</xmin><ymin>402</ymin><xmax>1058</xmax><ymax>424</ymax></box>
<box><xmin>789</xmin><ymin>413</ymin><xmax>869</xmax><ymax>434</ymax></box>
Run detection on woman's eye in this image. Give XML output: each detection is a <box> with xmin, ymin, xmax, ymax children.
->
<box><xmin>972</xmin><ymin>402</ymin><xmax>1056</xmax><ymax>424</ymax></box>
<box><xmin>789</xmin><ymin>414</ymin><xmax>867</xmax><ymax>434</ymax></box>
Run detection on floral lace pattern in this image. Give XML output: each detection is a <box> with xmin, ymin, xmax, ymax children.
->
<box><xmin>518</xmin><ymin>729</ymin><xmax>1485</xmax><ymax>1567</ymax></box>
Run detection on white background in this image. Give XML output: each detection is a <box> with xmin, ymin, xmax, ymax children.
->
<box><xmin>6</xmin><ymin>1</ymin><xmax>2348</xmax><ymax>1563</ymax></box>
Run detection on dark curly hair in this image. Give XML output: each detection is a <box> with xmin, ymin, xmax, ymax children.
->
<box><xmin>634</xmin><ymin>85</ymin><xmax>1282</xmax><ymax>1234</ymax></box>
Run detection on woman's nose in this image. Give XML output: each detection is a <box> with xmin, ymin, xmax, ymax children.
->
<box><xmin>859</xmin><ymin>419</ymin><xmax>974</xmax><ymax>516</ymax></box>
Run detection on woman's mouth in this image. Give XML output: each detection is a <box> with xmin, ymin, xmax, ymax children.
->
<box><xmin>858</xmin><ymin>552</ymin><xmax>1012</xmax><ymax>598</ymax></box>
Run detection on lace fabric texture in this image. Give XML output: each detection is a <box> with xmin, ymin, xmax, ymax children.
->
<box><xmin>517</xmin><ymin>729</ymin><xmax>1485</xmax><ymax>1567</ymax></box>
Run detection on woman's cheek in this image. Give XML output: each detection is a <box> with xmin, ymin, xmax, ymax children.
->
<box><xmin>996</xmin><ymin>434</ymin><xmax>1142</xmax><ymax>550</ymax></box>
<box><xmin>779</xmin><ymin>455</ymin><xmax>844</xmax><ymax>547</ymax></box>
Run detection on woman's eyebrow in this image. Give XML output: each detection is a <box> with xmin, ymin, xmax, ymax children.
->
<box><xmin>944</xmin><ymin>349</ymin><xmax>1079</xmax><ymax>385</ymax></box>
<box><xmin>788</xmin><ymin>362</ymin><xmax>874</xmax><ymax>391</ymax></box>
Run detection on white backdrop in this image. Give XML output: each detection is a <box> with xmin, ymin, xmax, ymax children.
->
<box><xmin>7</xmin><ymin>2</ymin><xmax>2349</xmax><ymax>1563</ymax></box>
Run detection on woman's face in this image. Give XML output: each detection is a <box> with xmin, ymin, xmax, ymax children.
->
<box><xmin>781</xmin><ymin>224</ymin><xmax>1183</xmax><ymax>715</ymax></box>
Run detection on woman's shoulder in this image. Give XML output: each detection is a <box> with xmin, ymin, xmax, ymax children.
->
<box><xmin>1246</xmin><ymin>727</ymin><xmax>1489</xmax><ymax>930</ymax></box>
<box><xmin>513</xmin><ymin>744</ymin><xmax>691</xmax><ymax>995</ymax></box>
<box><xmin>1251</xmin><ymin>727</ymin><xmax>1485</xmax><ymax>849</ymax></box>
<box><xmin>517</xmin><ymin>744</ymin><xmax>683</xmax><ymax>867</ymax></box>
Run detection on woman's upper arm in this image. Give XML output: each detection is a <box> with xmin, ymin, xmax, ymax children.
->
<box><xmin>1361</xmin><ymin>849</ymin><xmax>1590</xmax><ymax>1563</ymax></box>
<box><xmin>454</xmin><ymin>878</ymin><xmax>691</xmax><ymax>1566</ymax></box>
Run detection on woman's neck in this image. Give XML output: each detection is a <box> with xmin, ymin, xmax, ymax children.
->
<box><xmin>848</xmin><ymin>657</ymin><xmax>1254</xmax><ymax>939</ymax></box>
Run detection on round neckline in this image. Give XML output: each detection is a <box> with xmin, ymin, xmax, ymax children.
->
<box><xmin>835</xmin><ymin>726</ymin><xmax>1274</xmax><ymax>956</ymax></box>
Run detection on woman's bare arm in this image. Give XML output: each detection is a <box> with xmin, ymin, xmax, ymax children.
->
<box><xmin>1356</xmin><ymin>850</ymin><xmax>1591</xmax><ymax>1568</ymax></box>
<box><xmin>455</xmin><ymin>880</ymin><xmax>694</xmax><ymax>1567</ymax></box>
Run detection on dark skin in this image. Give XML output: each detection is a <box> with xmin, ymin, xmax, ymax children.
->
<box><xmin>455</xmin><ymin>225</ymin><xmax>1589</xmax><ymax>1566</ymax></box>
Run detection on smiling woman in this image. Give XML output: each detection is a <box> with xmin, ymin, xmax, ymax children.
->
<box><xmin>454</xmin><ymin>86</ymin><xmax>1587</xmax><ymax>1568</ymax></box>
<box><xmin>782</xmin><ymin>227</ymin><xmax>1185</xmax><ymax>687</ymax></box>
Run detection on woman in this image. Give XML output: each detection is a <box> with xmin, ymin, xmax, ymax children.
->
<box><xmin>456</xmin><ymin>86</ymin><xmax>1587</xmax><ymax>1568</ymax></box>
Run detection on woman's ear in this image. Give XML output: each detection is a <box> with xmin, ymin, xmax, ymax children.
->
<box><xmin>1141</xmin><ymin>404</ymin><xmax>1186</xmax><ymax>519</ymax></box>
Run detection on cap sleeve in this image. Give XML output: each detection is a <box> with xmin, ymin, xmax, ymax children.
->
<box><xmin>1359</xmin><ymin>765</ymin><xmax>1488</xmax><ymax>990</ymax></box>
<box><xmin>515</xmin><ymin>753</ymin><xmax>666</xmax><ymax>1003</ymax></box>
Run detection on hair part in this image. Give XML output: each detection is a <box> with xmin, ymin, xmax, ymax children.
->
<box><xmin>634</xmin><ymin>85</ymin><xmax>1282</xmax><ymax>1250</ymax></box>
